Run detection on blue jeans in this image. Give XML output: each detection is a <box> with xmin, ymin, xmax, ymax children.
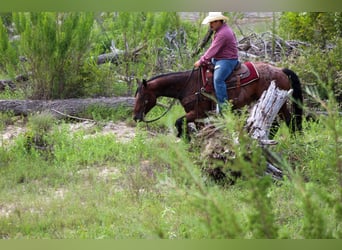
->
<box><xmin>212</xmin><ymin>58</ymin><xmax>238</xmax><ymax>106</ymax></box>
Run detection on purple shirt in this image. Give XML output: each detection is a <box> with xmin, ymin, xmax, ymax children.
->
<box><xmin>199</xmin><ymin>23</ymin><xmax>238</xmax><ymax>65</ymax></box>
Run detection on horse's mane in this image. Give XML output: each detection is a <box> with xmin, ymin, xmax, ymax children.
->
<box><xmin>147</xmin><ymin>68</ymin><xmax>199</xmax><ymax>82</ymax></box>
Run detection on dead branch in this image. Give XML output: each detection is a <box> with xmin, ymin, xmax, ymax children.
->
<box><xmin>97</xmin><ymin>43</ymin><xmax>147</xmax><ymax>65</ymax></box>
<box><xmin>51</xmin><ymin>109</ymin><xmax>96</xmax><ymax>122</ymax></box>
<box><xmin>0</xmin><ymin>80</ymin><xmax>16</xmax><ymax>91</ymax></box>
<box><xmin>237</xmin><ymin>32</ymin><xmax>310</xmax><ymax>62</ymax></box>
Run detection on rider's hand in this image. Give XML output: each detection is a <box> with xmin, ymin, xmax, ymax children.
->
<box><xmin>194</xmin><ymin>60</ymin><xmax>201</xmax><ymax>68</ymax></box>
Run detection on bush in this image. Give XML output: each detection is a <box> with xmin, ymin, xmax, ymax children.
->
<box><xmin>0</xmin><ymin>17</ymin><xmax>19</xmax><ymax>78</ymax></box>
<box><xmin>278</xmin><ymin>12</ymin><xmax>342</xmax><ymax>47</ymax></box>
<box><xmin>288</xmin><ymin>38</ymin><xmax>342</xmax><ymax>106</ymax></box>
<box><xmin>1</xmin><ymin>12</ymin><xmax>204</xmax><ymax>100</ymax></box>
<box><xmin>13</xmin><ymin>12</ymin><xmax>95</xmax><ymax>99</ymax></box>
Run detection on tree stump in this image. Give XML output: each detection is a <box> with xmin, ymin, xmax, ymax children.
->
<box><xmin>245</xmin><ymin>80</ymin><xmax>293</xmax><ymax>144</ymax></box>
<box><xmin>194</xmin><ymin>80</ymin><xmax>294</xmax><ymax>182</ymax></box>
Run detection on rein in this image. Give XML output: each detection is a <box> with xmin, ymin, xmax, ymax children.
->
<box><xmin>142</xmin><ymin>98</ymin><xmax>177</xmax><ymax>123</ymax></box>
<box><xmin>142</xmin><ymin>67</ymin><xmax>197</xmax><ymax>123</ymax></box>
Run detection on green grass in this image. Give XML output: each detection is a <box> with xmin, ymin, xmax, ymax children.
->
<box><xmin>0</xmin><ymin>87</ymin><xmax>26</xmax><ymax>100</ymax></box>
<box><xmin>0</xmin><ymin>103</ymin><xmax>341</xmax><ymax>239</ymax></box>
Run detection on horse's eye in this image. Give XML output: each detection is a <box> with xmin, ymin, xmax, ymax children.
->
<box><xmin>144</xmin><ymin>100</ymin><xmax>148</xmax><ymax>104</ymax></box>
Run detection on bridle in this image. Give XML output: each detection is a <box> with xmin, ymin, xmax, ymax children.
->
<box><xmin>139</xmin><ymin>67</ymin><xmax>198</xmax><ymax>123</ymax></box>
<box><xmin>142</xmin><ymin>98</ymin><xmax>177</xmax><ymax>123</ymax></box>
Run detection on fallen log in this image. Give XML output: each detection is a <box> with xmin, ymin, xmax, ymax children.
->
<box><xmin>0</xmin><ymin>97</ymin><xmax>135</xmax><ymax>118</ymax></box>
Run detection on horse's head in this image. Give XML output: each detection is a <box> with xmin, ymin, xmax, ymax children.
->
<box><xmin>133</xmin><ymin>79</ymin><xmax>157</xmax><ymax>122</ymax></box>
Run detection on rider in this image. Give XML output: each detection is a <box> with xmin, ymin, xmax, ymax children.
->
<box><xmin>194</xmin><ymin>12</ymin><xmax>239</xmax><ymax>112</ymax></box>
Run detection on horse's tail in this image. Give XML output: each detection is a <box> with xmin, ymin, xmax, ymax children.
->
<box><xmin>282</xmin><ymin>68</ymin><xmax>303</xmax><ymax>132</ymax></box>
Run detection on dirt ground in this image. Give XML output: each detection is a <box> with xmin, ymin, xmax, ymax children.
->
<box><xmin>0</xmin><ymin>120</ymin><xmax>137</xmax><ymax>219</ymax></box>
<box><xmin>0</xmin><ymin>120</ymin><xmax>137</xmax><ymax>147</ymax></box>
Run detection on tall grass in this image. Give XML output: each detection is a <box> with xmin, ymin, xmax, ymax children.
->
<box><xmin>0</xmin><ymin>100</ymin><xmax>341</xmax><ymax>238</ymax></box>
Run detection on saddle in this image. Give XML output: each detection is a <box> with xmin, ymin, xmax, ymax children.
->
<box><xmin>202</xmin><ymin>61</ymin><xmax>259</xmax><ymax>93</ymax></box>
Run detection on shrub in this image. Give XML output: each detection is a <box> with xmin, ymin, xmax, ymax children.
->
<box><xmin>278</xmin><ymin>12</ymin><xmax>342</xmax><ymax>47</ymax></box>
<box><xmin>0</xmin><ymin>17</ymin><xmax>18</xmax><ymax>78</ymax></box>
<box><xmin>13</xmin><ymin>12</ymin><xmax>95</xmax><ymax>99</ymax></box>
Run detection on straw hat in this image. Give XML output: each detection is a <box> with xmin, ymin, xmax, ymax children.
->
<box><xmin>201</xmin><ymin>12</ymin><xmax>228</xmax><ymax>24</ymax></box>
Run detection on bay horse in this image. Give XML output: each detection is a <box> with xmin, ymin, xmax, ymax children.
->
<box><xmin>133</xmin><ymin>61</ymin><xmax>303</xmax><ymax>137</ymax></box>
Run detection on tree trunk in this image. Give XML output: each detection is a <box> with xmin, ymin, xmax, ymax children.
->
<box><xmin>245</xmin><ymin>80</ymin><xmax>293</xmax><ymax>144</ymax></box>
<box><xmin>244</xmin><ymin>80</ymin><xmax>294</xmax><ymax>179</ymax></box>
<box><xmin>0</xmin><ymin>97</ymin><xmax>135</xmax><ymax>118</ymax></box>
<box><xmin>194</xmin><ymin>80</ymin><xmax>293</xmax><ymax>181</ymax></box>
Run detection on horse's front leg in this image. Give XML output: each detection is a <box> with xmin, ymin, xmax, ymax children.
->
<box><xmin>175</xmin><ymin>115</ymin><xmax>187</xmax><ymax>138</ymax></box>
<box><xmin>175</xmin><ymin>111</ymin><xmax>201</xmax><ymax>138</ymax></box>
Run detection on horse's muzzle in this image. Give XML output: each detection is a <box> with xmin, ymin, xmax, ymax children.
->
<box><xmin>133</xmin><ymin>114</ymin><xmax>144</xmax><ymax>122</ymax></box>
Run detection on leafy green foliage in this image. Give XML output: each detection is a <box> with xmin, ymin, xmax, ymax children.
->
<box><xmin>81</xmin><ymin>104</ymin><xmax>132</xmax><ymax>122</ymax></box>
<box><xmin>91</xmin><ymin>12</ymin><xmax>198</xmax><ymax>96</ymax></box>
<box><xmin>12</xmin><ymin>12</ymin><xmax>95</xmax><ymax>99</ymax></box>
<box><xmin>0</xmin><ymin>17</ymin><xmax>18</xmax><ymax>78</ymax></box>
<box><xmin>289</xmin><ymin>39</ymin><xmax>342</xmax><ymax>107</ymax></box>
<box><xmin>23</xmin><ymin>113</ymin><xmax>57</xmax><ymax>159</ymax></box>
<box><xmin>278</xmin><ymin>12</ymin><xmax>342</xmax><ymax>47</ymax></box>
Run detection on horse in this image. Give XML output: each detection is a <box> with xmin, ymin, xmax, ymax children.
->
<box><xmin>133</xmin><ymin>61</ymin><xmax>303</xmax><ymax>138</ymax></box>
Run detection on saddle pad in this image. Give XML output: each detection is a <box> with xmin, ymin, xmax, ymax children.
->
<box><xmin>238</xmin><ymin>61</ymin><xmax>259</xmax><ymax>85</ymax></box>
<box><xmin>202</xmin><ymin>61</ymin><xmax>259</xmax><ymax>93</ymax></box>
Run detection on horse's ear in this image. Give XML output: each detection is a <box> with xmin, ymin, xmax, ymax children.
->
<box><xmin>142</xmin><ymin>79</ymin><xmax>147</xmax><ymax>87</ymax></box>
<box><xmin>136</xmin><ymin>78</ymin><xmax>141</xmax><ymax>86</ymax></box>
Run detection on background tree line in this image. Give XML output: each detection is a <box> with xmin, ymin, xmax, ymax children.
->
<box><xmin>0</xmin><ymin>12</ymin><xmax>341</xmax><ymax>105</ymax></box>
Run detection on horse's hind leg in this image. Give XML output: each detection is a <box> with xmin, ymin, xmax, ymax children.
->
<box><xmin>278</xmin><ymin>104</ymin><xmax>292</xmax><ymax>131</ymax></box>
<box><xmin>269</xmin><ymin>120</ymin><xmax>280</xmax><ymax>139</ymax></box>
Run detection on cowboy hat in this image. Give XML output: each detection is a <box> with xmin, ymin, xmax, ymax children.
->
<box><xmin>202</xmin><ymin>12</ymin><xmax>228</xmax><ymax>24</ymax></box>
